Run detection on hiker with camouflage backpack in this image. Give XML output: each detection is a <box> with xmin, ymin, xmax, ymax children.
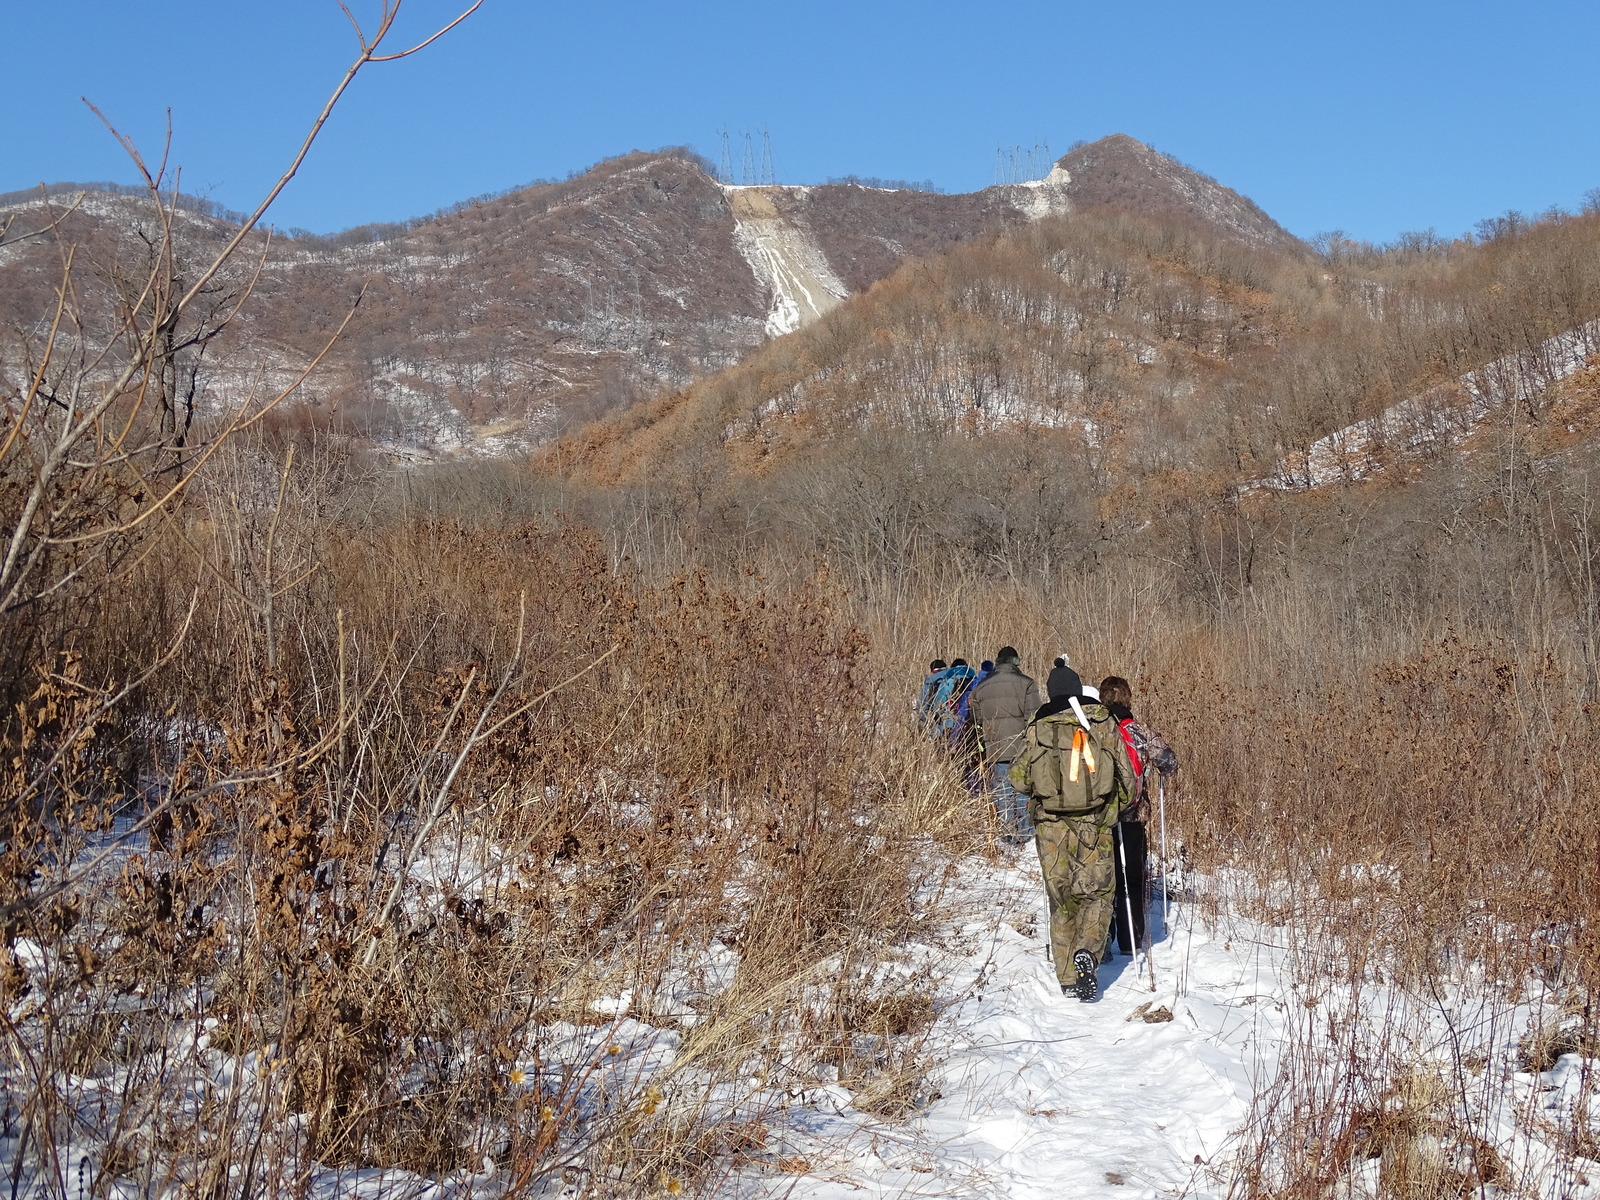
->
<box><xmin>1009</xmin><ymin>662</ymin><xmax>1135</xmax><ymax>1001</ymax></box>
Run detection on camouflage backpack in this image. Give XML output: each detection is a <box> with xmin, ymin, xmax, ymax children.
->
<box><xmin>1009</xmin><ymin>701</ymin><xmax>1132</xmax><ymax>820</ymax></box>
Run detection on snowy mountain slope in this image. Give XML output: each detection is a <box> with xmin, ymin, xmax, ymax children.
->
<box><xmin>1002</xmin><ymin>162</ymin><xmax>1076</xmax><ymax>220</ymax></box>
<box><xmin>726</xmin><ymin>187</ymin><xmax>850</xmax><ymax>336</ymax></box>
<box><xmin>2</xmin><ymin>137</ymin><xmax>1306</xmax><ymax>459</ymax></box>
<box><xmin>723</xmin><ymin>169</ymin><xmax>1072</xmax><ymax>338</ymax></box>
<box><xmin>1266</xmin><ymin>316</ymin><xmax>1600</xmax><ymax>488</ymax></box>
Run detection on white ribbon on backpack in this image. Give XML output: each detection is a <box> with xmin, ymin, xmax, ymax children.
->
<box><xmin>1067</xmin><ymin>696</ymin><xmax>1095</xmax><ymax>768</ymax></box>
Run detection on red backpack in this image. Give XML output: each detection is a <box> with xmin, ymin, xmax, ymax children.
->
<box><xmin>1116</xmin><ymin>718</ymin><xmax>1145</xmax><ymax>806</ymax></box>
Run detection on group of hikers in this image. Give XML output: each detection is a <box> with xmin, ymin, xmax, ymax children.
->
<box><xmin>916</xmin><ymin>648</ymin><xmax>1178</xmax><ymax>1002</ymax></box>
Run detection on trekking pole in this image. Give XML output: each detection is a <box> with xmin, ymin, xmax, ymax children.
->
<box><xmin>1158</xmin><ymin>775</ymin><xmax>1169</xmax><ymax>927</ymax></box>
<box><xmin>1115</xmin><ymin>822</ymin><xmax>1140</xmax><ymax>974</ymax></box>
<box><xmin>1140</xmin><ymin>833</ymin><xmax>1157</xmax><ymax>992</ymax></box>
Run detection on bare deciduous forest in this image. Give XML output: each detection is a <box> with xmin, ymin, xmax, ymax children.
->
<box><xmin>4</xmin><ymin>14</ymin><xmax>1600</xmax><ymax>1193</ymax></box>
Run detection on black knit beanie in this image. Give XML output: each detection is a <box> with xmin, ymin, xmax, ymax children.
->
<box><xmin>996</xmin><ymin>646</ymin><xmax>1020</xmax><ymax>665</ymax></box>
<box><xmin>1046</xmin><ymin>664</ymin><xmax>1082</xmax><ymax>701</ymax></box>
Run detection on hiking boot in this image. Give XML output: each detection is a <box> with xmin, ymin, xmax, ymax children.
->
<box><xmin>1072</xmin><ymin>950</ymin><xmax>1098</xmax><ymax>1002</ymax></box>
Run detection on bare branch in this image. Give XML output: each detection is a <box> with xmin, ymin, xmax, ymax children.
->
<box><xmin>369</xmin><ymin>0</ymin><xmax>484</xmax><ymax>61</ymax></box>
<box><xmin>176</xmin><ymin>0</ymin><xmax>477</xmax><ymax>312</ymax></box>
<box><xmin>337</xmin><ymin>0</ymin><xmax>367</xmax><ymax>46</ymax></box>
<box><xmin>34</xmin><ymin>286</ymin><xmax>366</xmax><ymax>555</ymax></box>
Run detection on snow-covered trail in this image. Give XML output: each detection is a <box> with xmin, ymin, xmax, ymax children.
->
<box><xmin>915</xmin><ymin>874</ymin><xmax>1269</xmax><ymax>1198</ymax></box>
<box><xmin>14</xmin><ymin>824</ymin><xmax>1586</xmax><ymax>1199</ymax></box>
<box><xmin>763</xmin><ymin>853</ymin><xmax>1288</xmax><ymax>1200</ymax></box>
<box><xmin>725</xmin><ymin>187</ymin><xmax>849</xmax><ymax>336</ymax></box>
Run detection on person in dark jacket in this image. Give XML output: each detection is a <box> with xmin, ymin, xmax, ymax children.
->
<box><xmin>965</xmin><ymin>646</ymin><xmax>1040</xmax><ymax>843</ymax></box>
<box><xmin>1098</xmin><ymin>675</ymin><xmax>1178</xmax><ymax>957</ymax></box>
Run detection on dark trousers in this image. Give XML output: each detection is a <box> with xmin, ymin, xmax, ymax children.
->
<box><xmin>1111</xmin><ymin>821</ymin><xmax>1147</xmax><ymax>955</ymax></box>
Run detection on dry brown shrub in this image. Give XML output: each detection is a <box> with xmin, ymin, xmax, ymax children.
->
<box><xmin>0</xmin><ymin>435</ymin><xmax>973</xmax><ymax>1193</ymax></box>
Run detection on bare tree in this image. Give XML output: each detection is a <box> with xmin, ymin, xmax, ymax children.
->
<box><xmin>0</xmin><ymin>0</ymin><xmax>481</xmax><ymax>629</ymax></box>
<box><xmin>0</xmin><ymin>0</ymin><xmax>483</xmax><ymax>920</ymax></box>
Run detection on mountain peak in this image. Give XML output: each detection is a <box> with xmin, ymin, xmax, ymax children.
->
<box><xmin>1057</xmin><ymin>134</ymin><xmax>1302</xmax><ymax>253</ymax></box>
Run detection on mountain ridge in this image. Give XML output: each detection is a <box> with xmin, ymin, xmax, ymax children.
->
<box><xmin>1056</xmin><ymin>134</ymin><xmax>1300</xmax><ymax>254</ymax></box>
<box><xmin>0</xmin><ymin>135</ymin><xmax>1306</xmax><ymax>458</ymax></box>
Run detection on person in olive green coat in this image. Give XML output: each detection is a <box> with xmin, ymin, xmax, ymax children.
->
<box><xmin>1009</xmin><ymin>666</ymin><xmax>1134</xmax><ymax>1000</ymax></box>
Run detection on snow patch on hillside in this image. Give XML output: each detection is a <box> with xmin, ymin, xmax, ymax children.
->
<box><xmin>1266</xmin><ymin>317</ymin><xmax>1600</xmax><ymax>488</ymax></box>
<box><xmin>725</xmin><ymin>186</ymin><xmax>850</xmax><ymax>336</ymax></box>
<box><xmin>1002</xmin><ymin>164</ymin><xmax>1075</xmax><ymax>221</ymax></box>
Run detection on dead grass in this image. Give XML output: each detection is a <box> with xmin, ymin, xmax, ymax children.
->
<box><xmin>5</xmin><ymin>405</ymin><xmax>1600</xmax><ymax>1195</ymax></box>
<box><xmin>0</xmin><ymin>438</ymin><xmax>977</xmax><ymax>1194</ymax></box>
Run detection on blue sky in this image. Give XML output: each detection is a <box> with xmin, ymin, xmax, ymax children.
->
<box><xmin>6</xmin><ymin>0</ymin><xmax>1599</xmax><ymax>244</ymax></box>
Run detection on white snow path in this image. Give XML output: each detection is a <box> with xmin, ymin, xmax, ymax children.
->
<box><xmin>762</xmin><ymin>853</ymin><xmax>1291</xmax><ymax>1200</ymax></box>
<box><xmin>725</xmin><ymin>186</ymin><xmax>850</xmax><ymax>336</ymax></box>
<box><xmin>11</xmin><ymin>822</ymin><xmax>1591</xmax><ymax>1200</ymax></box>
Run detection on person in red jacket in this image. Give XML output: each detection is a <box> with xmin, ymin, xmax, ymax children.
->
<box><xmin>1098</xmin><ymin>675</ymin><xmax>1178</xmax><ymax>956</ymax></box>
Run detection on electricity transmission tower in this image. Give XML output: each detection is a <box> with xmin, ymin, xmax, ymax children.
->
<box><xmin>994</xmin><ymin>140</ymin><xmax>1054</xmax><ymax>184</ymax></box>
<box><xmin>716</xmin><ymin>125</ymin><xmax>776</xmax><ymax>185</ymax></box>
<box><xmin>995</xmin><ymin>145</ymin><xmax>1024</xmax><ymax>185</ymax></box>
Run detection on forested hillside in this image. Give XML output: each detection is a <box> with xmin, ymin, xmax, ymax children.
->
<box><xmin>546</xmin><ymin>198</ymin><xmax>1600</xmax><ymax>638</ymax></box>
<box><xmin>0</xmin><ymin>136</ymin><xmax>1292</xmax><ymax>457</ymax></box>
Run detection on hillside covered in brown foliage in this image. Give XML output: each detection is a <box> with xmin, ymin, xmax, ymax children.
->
<box><xmin>547</xmin><ymin>196</ymin><xmax>1599</xmax><ymax>593</ymax></box>
<box><xmin>0</xmin><ymin>136</ymin><xmax>1296</xmax><ymax>457</ymax></box>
